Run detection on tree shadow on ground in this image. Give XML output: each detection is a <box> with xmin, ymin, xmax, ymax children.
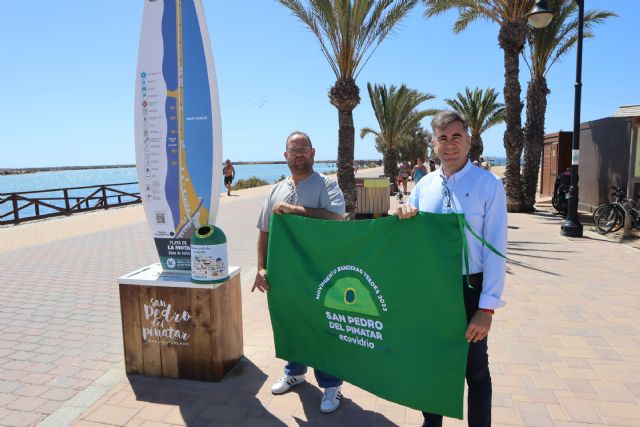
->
<box><xmin>128</xmin><ymin>357</ymin><xmax>286</xmax><ymax>426</ymax></box>
<box><xmin>289</xmin><ymin>384</ymin><xmax>397</xmax><ymax>426</ymax></box>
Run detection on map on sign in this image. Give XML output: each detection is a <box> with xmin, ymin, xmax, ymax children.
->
<box><xmin>134</xmin><ymin>0</ymin><xmax>222</xmax><ymax>271</ymax></box>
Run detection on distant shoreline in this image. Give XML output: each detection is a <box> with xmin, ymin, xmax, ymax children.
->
<box><xmin>0</xmin><ymin>164</ymin><xmax>137</xmax><ymax>176</ymax></box>
<box><xmin>0</xmin><ymin>160</ymin><xmax>373</xmax><ymax>176</ymax></box>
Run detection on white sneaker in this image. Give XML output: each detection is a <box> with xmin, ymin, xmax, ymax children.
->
<box><xmin>320</xmin><ymin>386</ymin><xmax>342</xmax><ymax>413</ymax></box>
<box><xmin>271</xmin><ymin>374</ymin><xmax>305</xmax><ymax>395</ymax></box>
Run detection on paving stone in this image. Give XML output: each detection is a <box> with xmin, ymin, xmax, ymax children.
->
<box><xmin>558</xmin><ymin>397</ymin><xmax>603</xmax><ymax>423</ymax></box>
<box><xmin>0</xmin><ymin>392</ymin><xmax>17</xmax><ymax>407</ymax></box>
<box><xmin>0</xmin><ymin>381</ymin><xmax>22</xmax><ymax>394</ymax></box>
<box><xmin>14</xmin><ymin>385</ymin><xmax>49</xmax><ymax>397</ymax></box>
<box><xmin>83</xmin><ymin>404</ymin><xmax>140</xmax><ymax>425</ymax></box>
<box><xmin>0</xmin><ymin>409</ymin><xmax>45</xmax><ymax>427</ymax></box>
<box><xmin>22</xmin><ymin>373</ymin><xmax>55</xmax><ymax>385</ymax></box>
<box><xmin>7</xmin><ymin>396</ymin><xmax>47</xmax><ymax>412</ymax></box>
<box><xmin>5</xmin><ymin>352</ymin><xmax>34</xmax><ymax>362</ymax></box>
<box><xmin>40</xmin><ymin>387</ymin><xmax>78</xmax><ymax>402</ymax></box>
<box><xmin>0</xmin><ymin>370</ymin><xmax>28</xmax><ymax>382</ymax></box>
<box><xmin>514</xmin><ymin>401</ymin><xmax>555</xmax><ymax>427</ymax></box>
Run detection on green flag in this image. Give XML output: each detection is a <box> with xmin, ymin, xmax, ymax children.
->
<box><xmin>266</xmin><ymin>213</ymin><xmax>469</xmax><ymax>419</ymax></box>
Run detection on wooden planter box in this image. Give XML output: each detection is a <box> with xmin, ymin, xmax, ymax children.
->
<box><xmin>355</xmin><ymin>177</ymin><xmax>390</xmax><ymax>217</ymax></box>
<box><xmin>118</xmin><ymin>264</ymin><xmax>243</xmax><ymax>381</ymax></box>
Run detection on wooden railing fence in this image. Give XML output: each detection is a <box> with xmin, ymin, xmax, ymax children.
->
<box><xmin>0</xmin><ymin>182</ymin><xmax>141</xmax><ymax>225</ymax></box>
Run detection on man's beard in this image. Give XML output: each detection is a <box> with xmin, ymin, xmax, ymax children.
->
<box><xmin>290</xmin><ymin>158</ymin><xmax>312</xmax><ymax>172</ymax></box>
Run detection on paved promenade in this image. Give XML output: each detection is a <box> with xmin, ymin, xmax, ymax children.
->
<box><xmin>0</xmin><ymin>168</ymin><xmax>639</xmax><ymax>426</ymax></box>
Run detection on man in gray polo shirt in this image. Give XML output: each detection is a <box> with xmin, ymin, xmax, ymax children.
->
<box><xmin>253</xmin><ymin>131</ymin><xmax>346</xmax><ymax>413</ymax></box>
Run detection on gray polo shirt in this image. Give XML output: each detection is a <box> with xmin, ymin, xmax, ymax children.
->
<box><xmin>257</xmin><ymin>171</ymin><xmax>345</xmax><ymax>232</ymax></box>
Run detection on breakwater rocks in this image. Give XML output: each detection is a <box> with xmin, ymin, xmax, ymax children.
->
<box><xmin>0</xmin><ymin>165</ymin><xmax>136</xmax><ymax>175</ymax></box>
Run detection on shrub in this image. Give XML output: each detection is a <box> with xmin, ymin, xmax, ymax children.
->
<box><xmin>233</xmin><ymin>176</ymin><xmax>269</xmax><ymax>190</ymax></box>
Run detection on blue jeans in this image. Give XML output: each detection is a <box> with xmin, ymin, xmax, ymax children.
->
<box><xmin>423</xmin><ymin>274</ymin><xmax>491</xmax><ymax>427</ymax></box>
<box><xmin>284</xmin><ymin>362</ymin><xmax>342</xmax><ymax>388</ymax></box>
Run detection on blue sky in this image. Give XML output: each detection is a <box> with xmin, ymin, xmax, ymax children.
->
<box><xmin>0</xmin><ymin>1</ymin><xmax>637</xmax><ymax>168</ymax></box>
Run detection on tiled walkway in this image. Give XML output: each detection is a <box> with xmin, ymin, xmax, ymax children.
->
<box><xmin>1</xmin><ymin>169</ymin><xmax>638</xmax><ymax>426</ymax></box>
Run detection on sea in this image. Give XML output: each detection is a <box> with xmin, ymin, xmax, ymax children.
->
<box><xmin>0</xmin><ymin>158</ymin><xmax>506</xmax><ymax>221</ymax></box>
<box><xmin>0</xmin><ymin>163</ymin><xmax>339</xmax><ymax>220</ymax></box>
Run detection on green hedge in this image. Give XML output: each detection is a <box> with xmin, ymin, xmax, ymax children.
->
<box><xmin>232</xmin><ymin>176</ymin><xmax>269</xmax><ymax>190</ymax></box>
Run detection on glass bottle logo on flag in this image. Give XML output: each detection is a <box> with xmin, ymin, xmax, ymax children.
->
<box><xmin>316</xmin><ymin>266</ymin><xmax>387</xmax><ymax>351</ymax></box>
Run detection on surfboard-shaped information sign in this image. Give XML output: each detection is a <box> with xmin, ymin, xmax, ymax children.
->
<box><xmin>135</xmin><ymin>0</ymin><xmax>222</xmax><ymax>272</ymax></box>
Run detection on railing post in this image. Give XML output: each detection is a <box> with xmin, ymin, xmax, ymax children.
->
<box><xmin>12</xmin><ymin>194</ymin><xmax>20</xmax><ymax>225</ymax></box>
<box><xmin>63</xmin><ymin>189</ymin><xmax>71</xmax><ymax>215</ymax></box>
<box><xmin>101</xmin><ymin>186</ymin><xmax>108</xmax><ymax>209</ymax></box>
<box><xmin>35</xmin><ymin>202</ymin><xmax>40</xmax><ymax>217</ymax></box>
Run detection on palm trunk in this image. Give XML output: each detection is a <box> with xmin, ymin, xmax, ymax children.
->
<box><xmin>337</xmin><ymin>109</ymin><xmax>356</xmax><ymax>212</ymax></box>
<box><xmin>330</xmin><ymin>78</ymin><xmax>361</xmax><ymax>214</ymax></box>
<box><xmin>522</xmin><ymin>76</ymin><xmax>549</xmax><ymax>212</ymax></box>
<box><xmin>469</xmin><ymin>134</ymin><xmax>483</xmax><ymax>162</ymax></box>
<box><xmin>499</xmin><ymin>22</ymin><xmax>527</xmax><ymax>212</ymax></box>
<box><xmin>383</xmin><ymin>150</ymin><xmax>400</xmax><ymax>193</ymax></box>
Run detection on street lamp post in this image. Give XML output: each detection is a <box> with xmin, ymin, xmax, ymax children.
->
<box><xmin>560</xmin><ymin>0</ymin><xmax>584</xmax><ymax>237</ymax></box>
<box><xmin>528</xmin><ymin>0</ymin><xmax>584</xmax><ymax>237</ymax></box>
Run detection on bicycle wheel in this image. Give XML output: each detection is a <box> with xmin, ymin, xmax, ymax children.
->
<box><xmin>593</xmin><ymin>204</ymin><xmax>622</xmax><ymax>234</ymax></box>
<box><xmin>611</xmin><ymin>206</ymin><xmax>625</xmax><ymax>232</ymax></box>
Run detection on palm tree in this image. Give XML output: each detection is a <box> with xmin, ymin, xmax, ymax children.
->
<box><xmin>277</xmin><ymin>0</ymin><xmax>418</xmax><ymax>213</ymax></box>
<box><xmin>424</xmin><ymin>0</ymin><xmax>535</xmax><ymax>212</ymax></box>
<box><xmin>360</xmin><ymin>83</ymin><xmax>436</xmax><ymax>191</ymax></box>
<box><xmin>521</xmin><ymin>0</ymin><xmax>615</xmax><ymax>211</ymax></box>
<box><xmin>444</xmin><ymin>87</ymin><xmax>505</xmax><ymax>162</ymax></box>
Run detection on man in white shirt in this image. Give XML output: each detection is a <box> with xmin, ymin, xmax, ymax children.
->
<box><xmin>398</xmin><ymin>111</ymin><xmax>507</xmax><ymax>427</ymax></box>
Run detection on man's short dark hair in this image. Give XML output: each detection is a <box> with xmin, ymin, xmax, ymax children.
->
<box><xmin>286</xmin><ymin>131</ymin><xmax>312</xmax><ymax>148</ymax></box>
<box><xmin>431</xmin><ymin>110</ymin><xmax>469</xmax><ymax>134</ymax></box>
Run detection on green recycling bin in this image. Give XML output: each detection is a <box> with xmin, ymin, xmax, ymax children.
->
<box><xmin>191</xmin><ymin>225</ymin><xmax>229</xmax><ymax>284</ymax></box>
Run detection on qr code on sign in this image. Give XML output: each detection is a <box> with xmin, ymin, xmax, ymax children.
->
<box><xmin>155</xmin><ymin>211</ymin><xmax>166</xmax><ymax>224</ymax></box>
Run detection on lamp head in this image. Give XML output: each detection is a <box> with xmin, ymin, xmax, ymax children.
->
<box><xmin>528</xmin><ymin>0</ymin><xmax>554</xmax><ymax>28</ymax></box>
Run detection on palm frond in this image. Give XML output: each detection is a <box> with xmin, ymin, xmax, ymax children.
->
<box><xmin>524</xmin><ymin>0</ymin><xmax>616</xmax><ymax>78</ymax></box>
<box><xmin>480</xmin><ymin>107</ymin><xmax>505</xmax><ymax>133</ymax></box>
<box><xmin>360</xmin><ymin>127</ymin><xmax>380</xmax><ymax>139</ymax></box>
<box><xmin>445</xmin><ymin>86</ymin><xmax>504</xmax><ymax>136</ymax></box>
<box><xmin>278</xmin><ymin>0</ymin><xmax>418</xmax><ymax>80</ymax></box>
<box><xmin>277</xmin><ymin>0</ymin><xmax>341</xmax><ymax>76</ymax></box>
<box><xmin>361</xmin><ymin>82</ymin><xmax>437</xmax><ymax>152</ymax></box>
<box><xmin>424</xmin><ymin>0</ymin><xmax>506</xmax><ymax>29</ymax></box>
<box><xmin>355</xmin><ymin>0</ymin><xmax>419</xmax><ymax>79</ymax></box>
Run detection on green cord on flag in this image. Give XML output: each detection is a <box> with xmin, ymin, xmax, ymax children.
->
<box><xmin>456</xmin><ymin>215</ymin><xmax>473</xmax><ymax>289</ymax></box>
<box><xmin>461</xmin><ymin>217</ymin><xmax>508</xmax><ymax>260</ymax></box>
<box><xmin>452</xmin><ymin>215</ymin><xmax>509</xmax><ymax>288</ymax></box>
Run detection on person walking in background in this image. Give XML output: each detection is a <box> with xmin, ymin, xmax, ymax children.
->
<box><xmin>252</xmin><ymin>131</ymin><xmax>346</xmax><ymax>414</ymax></box>
<box><xmin>412</xmin><ymin>157</ymin><xmax>429</xmax><ymax>184</ymax></box>
<box><xmin>223</xmin><ymin>159</ymin><xmax>235</xmax><ymax>196</ymax></box>
<box><xmin>428</xmin><ymin>159</ymin><xmax>437</xmax><ymax>173</ymax></box>
<box><xmin>398</xmin><ymin>160</ymin><xmax>411</xmax><ymax>195</ymax></box>
<box><xmin>397</xmin><ymin>111</ymin><xmax>507</xmax><ymax>427</ymax></box>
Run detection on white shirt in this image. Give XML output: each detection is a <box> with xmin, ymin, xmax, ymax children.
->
<box><xmin>408</xmin><ymin>160</ymin><xmax>507</xmax><ymax>309</ymax></box>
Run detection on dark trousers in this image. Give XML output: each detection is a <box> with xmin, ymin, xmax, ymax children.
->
<box><xmin>423</xmin><ymin>273</ymin><xmax>492</xmax><ymax>427</ymax></box>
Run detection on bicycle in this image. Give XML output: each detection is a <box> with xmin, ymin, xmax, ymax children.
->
<box><xmin>592</xmin><ymin>186</ymin><xmax>640</xmax><ymax>234</ymax></box>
